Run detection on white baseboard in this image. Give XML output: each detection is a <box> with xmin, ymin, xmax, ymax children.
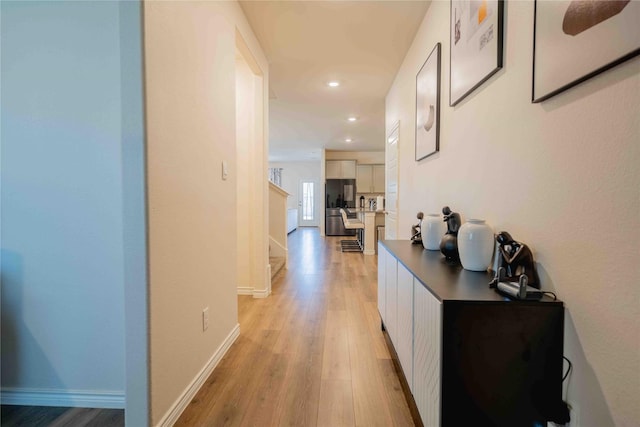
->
<box><xmin>0</xmin><ymin>388</ymin><xmax>124</xmax><ymax>408</ymax></box>
<box><xmin>157</xmin><ymin>323</ymin><xmax>240</xmax><ymax>427</ymax></box>
<box><xmin>252</xmin><ymin>288</ymin><xmax>271</xmax><ymax>298</ymax></box>
<box><xmin>238</xmin><ymin>262</ymin><xmax>273</xmax><ymax>298</ymax></box>
<box><xmin>238</xmin><ymin>286</ymin><xmax>271</xmax><ymax>298</ymax></box>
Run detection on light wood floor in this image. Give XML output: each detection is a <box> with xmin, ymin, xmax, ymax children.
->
<box><xmin>176</xmin><ymin>227</ymin><xmax>414</xmax><ymax>427</ymax></box>
<box><xmin>1</xmin><ymin>228</ymin><xmax>412</xmax><ymax>427</ymax></box>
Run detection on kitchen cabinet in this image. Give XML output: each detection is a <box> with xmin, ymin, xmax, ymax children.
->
<box><xmin>377</xmin><ymin>240</ymin><xmax>565</xmax><ymax>427</ymax></box>
<box><xmin>372</xmin><ymin>164</ymin><xmax>385</xmax><ymax>193</ymax></box>
<box><xmin>356</xmin><ymin>165</ymin><xmax>373</xmax><ymax>193</ymax></box>
<box><xmin>356</xmin><ymin>164</ymin><xmax>385</xmax><ymax>193</ymax></box>
<box><xmin>326</xmin><ymin>160</ymin><xmax>356</xmax><ymax>179</ymax></box>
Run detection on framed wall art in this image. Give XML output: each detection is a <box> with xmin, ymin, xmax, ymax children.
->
<box><xmin>450</xmin><ymin>0</ymin><xmax>504</xmax><ymax>106</ymax></box>
<box><xmin>532</xmin><ymin>0</ymin><xmax>640</xmax><ymax>102</ymax></box>
<box><xmin>415</xmin><ymin>43</ymin><xmax>441</xmax><ymax>161</ymax></box>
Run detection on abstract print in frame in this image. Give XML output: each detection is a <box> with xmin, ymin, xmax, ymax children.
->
<box><xmin>415</xmin><ymin>43</ymin><xmax>441</xmax><ymax>161</ymax></box>
<box><xmin>450</xmin><ymin>0</ymin><xmax>504</xmax><ymax>106</ymax></box>
<box><xmin>533</xmin><ymin>0</ymin><xmax>640</xmax><ymax>102</ymax></box>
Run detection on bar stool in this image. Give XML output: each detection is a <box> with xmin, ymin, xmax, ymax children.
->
<box><xmin>339</xmin><ymin>208</ymin><xmax>364</xmax><ymax>252</ymax></box>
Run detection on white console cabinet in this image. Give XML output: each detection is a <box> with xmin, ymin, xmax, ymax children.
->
<box><xmin>378</xmin><ymin>242</ymin><xmax>440</xmax><ymax>425</ymax></box>
<box><xmin>384</xmin><ymin>248</ymin><xmax>398</xmax><ymax>343</ymax></box>
<box><xmin>396</xmin><ymin>261</ymin><xmax>415</xmax><ymax>393</ymax></box>
<box><xmin>412</xmin><ymin>276</ymin><xmax>442</xmax><ymax>426</ymax></box>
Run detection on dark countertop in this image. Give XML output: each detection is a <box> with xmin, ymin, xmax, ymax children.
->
<box><xmin>379</xmin><ymin>239</ymin><xmax>560</xmax><ymax>304</ymax></box>
<box><xmin>347</xmin><ymin>207</ymin><xmax>384</xmax><ymax>214</ymax></box>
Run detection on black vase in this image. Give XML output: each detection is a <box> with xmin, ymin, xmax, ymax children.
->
<box><xmin>440</xmin><ymin>234</ymin><xmax>459</xmax><ymax>260</ymax></box>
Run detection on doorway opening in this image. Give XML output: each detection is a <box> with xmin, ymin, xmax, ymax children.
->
<box><xmin>235</xmin><ymin>31</ymin><xmax>269</xmax><ymax>298</ymax></box>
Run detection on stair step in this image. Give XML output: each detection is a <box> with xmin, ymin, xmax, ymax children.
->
<box><xmin>269</xmin><ymin>256</ymin><xmax>286</xmax><ymax>279</ymax></box>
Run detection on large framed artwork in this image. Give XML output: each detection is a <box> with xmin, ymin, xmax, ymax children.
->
<box><xmin>533</xmin><ymin>0</ymin><xmax>640</xmax><ymax>102</ymax></box>
<box><xmin>415</xmin><ymin>43</ymin><xmax>441</xmax><ymax>161</ymax></box>
<box><xmin>450</xmin><ymin>0</ymin><xmax>504</xmax><ymax>106</ymax></box>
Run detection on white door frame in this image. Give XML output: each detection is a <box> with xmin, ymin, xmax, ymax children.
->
<box><xmin>385</xmin><ymin>121</ymin><xmax>399</xmax><ymax>239</ymax></box>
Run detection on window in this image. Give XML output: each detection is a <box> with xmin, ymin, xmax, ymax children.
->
<box><xmin>302</xmin><ymin>182</ymin><xmax>314</xmax><ymax>221</ymax></box>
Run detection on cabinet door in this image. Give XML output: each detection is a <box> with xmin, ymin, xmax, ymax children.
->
<box><xmin>340</xmin><ymin>160</ymin><xmax>357</xmax><ymax>179</ymax></box>
<box><xmin>385</xmin><ymin>251</ymin><xmax>398</xmax><ymax>343</ymax></box>
<box><xmin>377</xmin><ymin>243</ymin><xmax>387</xmax><ymax>323</ymax></box>
<box><xmin>396</xmin><ymin>263</ymin><xmax>414</xmax><ymax>392</ymax></box>
<box><xmin>357</xmin><ymin>165</ymin><xmax>373</xmax><ymax>193</ymax></box>
<box><xmin>413</xmin><ymin>283</ymin><xmax>442</xmax><ymax>427</ymax></box>
<box><xmin>372</xmin><ymin>164</ymin><xmax>385</xmax><ymax>193</ymax></box>
<box><xmin>326</xmin><ymin>161</ymin><xmax>341</xmax><ymax>179</ymax></box>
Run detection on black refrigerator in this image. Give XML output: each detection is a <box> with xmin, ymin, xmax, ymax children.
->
<box><xmin>325</xmin><ymin>179</ymin><xmax>356</xmax><ymax>236</ymax></box>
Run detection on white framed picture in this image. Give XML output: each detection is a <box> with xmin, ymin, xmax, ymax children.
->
<box><xmin>415</xmin><ymin>43</ymin><xmax>441</xmax><ymax>161</ymax></box>
<box><xmin>533</xmin><ymin>0</ymin><xmax>640</xmax><ymax>102</ymax></box>
<box><xmin>450</xmin><ymin>0</ymin><xmax>504</xmax><ymax>106</ymax></box>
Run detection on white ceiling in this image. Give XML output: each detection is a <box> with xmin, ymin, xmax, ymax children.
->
<box><xmin>239</xmin><ymin>1</ymin><xmax>431</xmax><ymax>162</ymax></box>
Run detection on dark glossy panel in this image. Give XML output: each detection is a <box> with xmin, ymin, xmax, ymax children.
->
<box><xmin>442</xmin><ymin>302</ymin><xmax>564</xmax><ymax>426</ymax></box>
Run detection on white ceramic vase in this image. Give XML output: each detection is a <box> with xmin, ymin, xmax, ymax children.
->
<box><xmin>422</xmin><ymin>214</ymin><xmax>446</xmax><ymax>250</ymax></box>
<box><xmin>458</xmin><ymin>219</ymin><xmax>495</xmax><ymax>271</ymax></box>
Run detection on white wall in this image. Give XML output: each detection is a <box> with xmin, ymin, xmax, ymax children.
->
<box><xmin>143</xmin><ymin>1</ymin><xmax>269</xmax><ymax>424</ymax></box>
<box><xmin>386</xmin><ymin>1</ymin><xmax>639</xmax><ymax>425</ymax></box>
<box><xmin>1</xmin><ymin>0</ymin><xmax>130</xmax><ymax>406</ymax></box>
<box><xmin>269</xmin><ymin>161</ymin><xmax>321</xmax><ymax>214</ymax></box>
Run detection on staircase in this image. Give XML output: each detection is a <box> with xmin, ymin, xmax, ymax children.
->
<box><xmin>269</xmin><ymin>256</ymin><xmax>286</xmax><ymax>280</ymax></box>
<box><xmin>268</xmin><ymin>181</ymin><xmax>289</xmax><ymax>283</ymax></box>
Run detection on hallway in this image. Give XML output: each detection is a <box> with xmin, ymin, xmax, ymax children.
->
<box><xmin>176</xmin><ymin>228</ymin><xmax>414</xmax><ymax>426</ymax></box>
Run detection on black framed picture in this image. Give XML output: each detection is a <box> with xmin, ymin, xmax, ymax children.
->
<box><xmin>532</xmin><ymin>0</ymin><xmax>640</xmax><ymax>103</ymax></box>
<box><xmin>450</xmin><ymin>0</ymin><xmax>504</xmax><ymax>106</ymax></box>
<box><xmin>416</xmin><ymin>43</ymin><xmax>441</xmax><ymax>161</ymax></box>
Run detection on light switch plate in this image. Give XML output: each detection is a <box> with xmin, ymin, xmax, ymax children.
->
<box><xmin>202</xmin><ymin>307</ymin><xmax>209</xmax><ymax>331</ymax></box>
<box><xmin>222</xmin><ymin>161</ymin><xmax>228</xmax><ymax>180</ymax></box>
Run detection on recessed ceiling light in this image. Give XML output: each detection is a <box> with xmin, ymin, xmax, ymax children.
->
<box><xmin>345</xmin><ymin>138</ymin><xmax>352</xmax><ymax>143</ymax></box>
<box><xmin>327</xmin><ymin>81</ymin><xmax>340</xmax><ymax>87</ymax></box>
<box><xmin>348</xmin><ymin>117</ymin><xmax>357</xmax><ymax>122</ymax></box>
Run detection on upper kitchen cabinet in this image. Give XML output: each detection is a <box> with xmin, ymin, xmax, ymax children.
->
<box><xmin>326</xmin><ymin>160</ymin><xmax>356</xmax><ymax>179</ymax></box>
<box><xmin>373</xmin><ymin>164</ymin><xmax>385</xmax><ymax>193</ymax></box>
<box><xmin>357</xmin><ymin>164</ymin><xmax>385</xmax><ymax>193</ymax></box>
<box><xmin>356</xmin><ymin>165</ymin><xmax>373</xmax><ymax>193</ymax></box>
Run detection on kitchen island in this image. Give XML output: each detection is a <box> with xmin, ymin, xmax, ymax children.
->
<box><xmin>347</xmin><ymin>207</ymin><xmax>385</xmax><ymax>255</ymax></box>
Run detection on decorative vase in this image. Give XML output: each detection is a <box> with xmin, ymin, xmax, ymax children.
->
<box><xmin>440</xmin><ymin>206</ymin><xmax>461</xmax><ymax>260</ymax></box>
<box><xmin>440</xmin><ymin>234</ymin><xmax>459</xmax><ymax>260</ymax></box>
<box><xmin>422</xmin><ymin>214</ymin><xmax>445</xmax><ymax>250</ymax></box>
<box><xmin>458</xmin><ymin>219</ymin><xmax>495</xmax><ymax>271</ymax></box>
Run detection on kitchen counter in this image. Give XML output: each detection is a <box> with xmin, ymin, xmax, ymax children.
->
<box><xmin>347</xmin><ymin>207</ymin><xmax>383</xmax><ymax>213</ymax></box>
